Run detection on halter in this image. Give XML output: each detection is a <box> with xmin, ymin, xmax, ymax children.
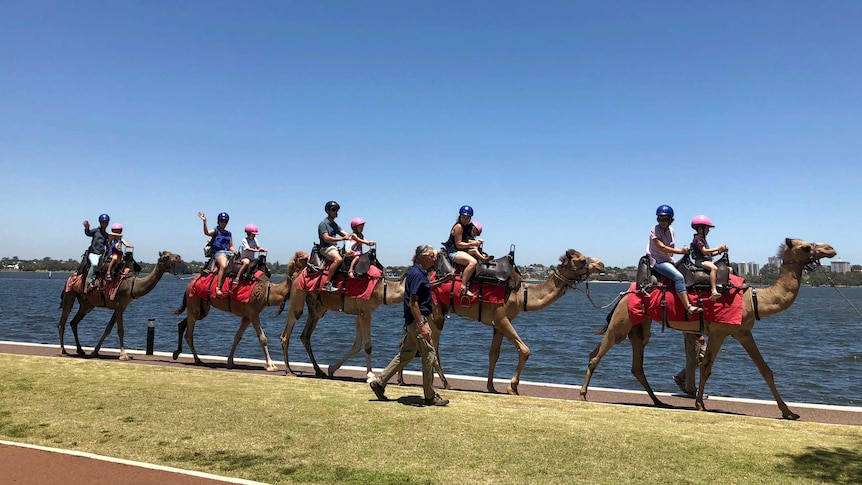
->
<box><xmin>782</xmin><ymin>243</ymin><xmax>821</xmax><ymax>272</ymax></box>
<box><xmin>552</xmin><ymin>256</ymin><xmax>592</xmax><ymax>288</ymax></box>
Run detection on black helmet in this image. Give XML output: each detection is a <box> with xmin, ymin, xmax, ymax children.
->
<box><xmin>217</xmin><ymin>212</ymin><xmax>230</xmax><ymax>221</ymax></box>
<box><xmin>325</xmin><ymin>201</ymin><xmax>340</xmax><ymax>212</ymax></box>
<box><xmin>655</xmin><ymin>204</ymin><xmax>674</xmax><ymax>217</ymax></box>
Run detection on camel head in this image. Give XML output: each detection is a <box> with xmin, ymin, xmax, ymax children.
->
<box><xmin>157</xmin><ymin>251</ymin><xmax>183</xmax><ymax>270</ymax></box>
<box><xmin>288</xmin><ymin>251</ymin><xmax>310</xmax><ymax>277</ymax></box>
<box><xmin>556</xmin><ymin>249</ymin><xmax>605</xmax><ymax>284</ymax></box>
<box><xmin>781</xmin><ymin>239</ymin><xmax>837</xmax><ymax>268</ymax></box>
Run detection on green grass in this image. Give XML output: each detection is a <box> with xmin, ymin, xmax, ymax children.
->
<box><xmin>0</xmin><ymin>354</ymin><xmax>860</xmax><ymax>484</ymax></box>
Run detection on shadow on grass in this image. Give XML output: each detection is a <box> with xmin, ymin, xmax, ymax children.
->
<box><xmin>166</xmin><ymin>449</ymin><xmax>433</xmax><ymax>484</ymax></box>
<box><xmin>775</xmin><ymin>443</ymin><xmax>862</xmax><ymax>484</ymax></box>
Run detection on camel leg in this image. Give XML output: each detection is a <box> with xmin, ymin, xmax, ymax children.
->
<box><xmin>328</xmin><ymin>312</ymin><xmax>371</xmax><ymax>378</ymax></box>
<box><xmin>183</xmin><ymin>317</ymin><xmax>205</xmax><ymax>366</ymax></box>
<box><xmin>627</xmin><ymin>324</ymin><xmax>665</xmax><ymax>407</ymax></box>
<box><xmin>69</xmin><ymin>299</ymin><xmax>95</xmax><ymax>356</ymax></box>
<box><xmin>57</xmin><ymin>292</ymin><xmax>77</xmax><ymax>356</ymax></box>
<box><xmin>487</xmin><ymin>329</ymin><xmax>504</xmax><ymax>393</ymax></box>
<box><xmin>91</xmin><ymin>313</ymin><xmax>118</xmax><ymax>358</ymax></box>
<box><xmin>734</xmin><ymin>330</ymin><xmax>799</xmax><ymax>420</ymax></box>
<box><xmin>248</xmin><ymin>315</ymin><xmax>277</xmax><ymax>372</ymax></box>
<box><xmin>430</xmin><ymin>316</ymin><xmax>449</xmax><ymax>389</ymax></box>
<box><xmin>173</xmin><ymin>318</ymin><xmax>188</xmax><ymax>360</ymax></box>
<box><xmin>492</xmin><ymin>316</ymin><xmax>530</xmax><ymax>396</ymax></box>
<box><xmin>299</xmin><ymin>299</ymin><xmax>326</xmax><ymax>377</ymax></box>
<box><xmin>115</xmin><ymin>311</ymin><xmax>130</xmax><ymax>361</ymax></box>
<box><xmin>579</xmin><ymin>317</ymin><xmax>631</xmax><ymax>401</ymax></box>
<box><xmin>227</xmin><ymin>317</ymin><xmax>253</xmax><ymax>369</ymax></box>
<box><xmin>695</xmin><ymin>332</ymin><xmax>728</xmax><ymax>413</ymax></box>
<box><xmin>280</xmin><ymin>291</ymin><xmax>307</xmax><ymax>376</ymax></box>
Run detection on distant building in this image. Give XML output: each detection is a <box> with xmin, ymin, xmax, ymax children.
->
<box><xmin>767</xmin><ymin>256</ymin><xmax>782</xmax><ymax>268</ymax></box>
<box><xmin>731</xmin><ymin>261</ymin><xmax>760</xmax><ymax>277</ymax></box>
<box><xmin>831</xmin><ymin>259</ymin><xmax>851</xmax><ymax>274</ymax></box>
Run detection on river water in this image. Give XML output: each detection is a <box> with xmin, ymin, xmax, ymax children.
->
<box><xmin>1</xmin><ymin>272</ymin><xmax>860</xmax><ymax>406</ymax></box>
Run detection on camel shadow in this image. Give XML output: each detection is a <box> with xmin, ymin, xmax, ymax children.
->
<box><xmin>775</xmin><ymin>442</ymin><xmax>862</xmax><ymax>484</ymax></box>
<box><xmin>366</xmin><ymin>395</ymin><xmax>429</xmax><ymax>407</ymax></box>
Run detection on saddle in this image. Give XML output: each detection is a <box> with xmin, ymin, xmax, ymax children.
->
<box><xmin>305</xmin><ymin>243</ymin><xmax>382</xmax><ymax>279</ymax></box>
<box><xmin>636</xmin><ymin>252</ymin><xmax>731</xmax><ymax>293</ymax></box>
<box><xmin>436</xmin><ymin>245</ymin><xmax>518</xmax><ymax>285</ymax></box>
<box><xmin>76</xmin><ymin>251</ymin><xmax>141</xmax><ymax>279</ymax></box>
<box><xmin>201</xmin><ymin>254</ymin><xmax>270</xmax><ymax>280</ymax></box>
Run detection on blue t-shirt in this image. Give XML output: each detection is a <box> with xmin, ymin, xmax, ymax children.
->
<box><xmin>403</xmin><ymin>263</ymin><xmax>432</xmax><ymax>326</ymax></box>
<box><xmin>318</xmin><ymin>218</ymin><xmax>342</xmax><ymax>248</ymax></box>
<box><xmin>212</xmin><ymin>227</ymin><xmax>232</xmax><ymax>251</ymax></box>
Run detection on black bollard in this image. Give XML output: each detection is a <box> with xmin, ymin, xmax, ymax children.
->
<box><xmin>146</xmin><ymin>318</ymin><xmax>155</xmax><ymax>355</ymax></box>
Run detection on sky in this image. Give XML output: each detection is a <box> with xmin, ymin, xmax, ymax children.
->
<box><xmin>1</xmin><ymin>1</ymin><xmax>859</xmax><ymax>268</ymax></box>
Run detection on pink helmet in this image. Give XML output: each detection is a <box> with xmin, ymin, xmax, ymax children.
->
<box><xmin>244</xmin><ymin>224</ymin><xmax>258</xmax><ymax>234</ymax></box>
<box><xmin>111</xmin><ymin>223</ymin><xmax>123</xmax><ymax>232</ymax></box>
<box><xmin>350</xmin><ymin>217</ymin><xmax>365</xmax><ymax>229</ymax></box>
<box><xmin>472</xmin><ymin>221</ymin><xmax>482</xmax><ymax>235</ymax></box>
<box><xmin>690</xmin><ymin>215</ymin><xmax>714</xmax><ymax>229</ymax></box>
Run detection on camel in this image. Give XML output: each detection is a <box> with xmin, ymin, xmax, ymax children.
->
<box><xmin>58</xmin><ymin>251</ymin><xmax>183</xmax><ymax>360</ymax></box>
<box><xmin>279</xmin><ymin>270</ymin><xmax>404</xmax><ymax>378</ymax></box>
<box><xmin>579</xmin><ymin>238</ymin><xmax>836</xmax><ymax>420</ymax></box>
<box><xmin>172</xmin><ymin>251</ymin><xmax>308</xmax><ymax>371</ymax></box>
<box><xmin>428</xmin><ymin>249</ymin><xmax>605</xmax><ymax>395</ymax></box>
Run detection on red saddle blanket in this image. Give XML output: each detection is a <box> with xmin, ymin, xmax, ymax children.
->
<box><xmin>294</xmin><ymin>265</ymin><xmax>383</xmax><ymax>300</ymax></box>
<box><xmin>627</xmin><ymin>274</ymin><xmax>746</xmax><ymax>325</ymax></box>
<box><xmin>64</xmin><ymin>273</ymin><xmax>126</xmax><ymax>301</ymax></box>
<box><xmin>188</xmin><ymin>271</ymin><xmax>264</xmax><ymax>302</ymax></box>
<box><xmin>430</xmin><ymin>275</ymin><xmax>506</xmax><ymax>306</ymax></box>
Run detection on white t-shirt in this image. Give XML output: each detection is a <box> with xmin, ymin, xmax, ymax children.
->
<box><xmin>240</xmin><ymin>237</ymin><xmax>260</xmax><ymax>260</ymax></box>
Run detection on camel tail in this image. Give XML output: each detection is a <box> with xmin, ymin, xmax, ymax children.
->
<box><xmin>173</xmin><ymin>292</ymin><xmax>188</xmax><ymax>315</ymax></box>
<box><xmin>58</xmin><ymin>289</ymin><xmax>65</xmax><ymax>310</ymax></box>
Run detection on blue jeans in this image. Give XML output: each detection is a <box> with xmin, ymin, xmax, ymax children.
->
<box><xmin>86</xmin><ymin>252</ymin><xmax>103</xmax><ymax>285</ymax></box>
<box><xmin>653</xmin><ymin>261</ymin><xmax>686</xmax><ymax>293</ymax></box>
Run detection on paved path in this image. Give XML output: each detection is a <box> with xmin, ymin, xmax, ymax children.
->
<box><xmin>2</xmin><ymin>341</ymin><xmax>860</xmax><ymax>484</ymax></box>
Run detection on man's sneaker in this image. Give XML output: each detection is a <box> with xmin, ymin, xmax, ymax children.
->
<box><xmin>370</xmin><ymin>380</ymin><xmax>387</xmax><ymax>400</ymax></box>
<box><xmin>673</xmin><ymin>374</ymin><xmax>686</xmax><ymax>393</ymax></box>
<box><xmin>423</xmin><ymin>393</ymin><xmax>449</xmax><ymax>406</ymax></box>
<box><xmin>322</xmin><ymin>282</ymin><xmax>336</xmax><ymax>292</ymax></box>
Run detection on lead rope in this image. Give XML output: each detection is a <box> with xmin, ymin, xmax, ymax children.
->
<box><xmin>823</xmin><ymin>272</ymin><xmax>862</xmax><ymax>319</ymax></box>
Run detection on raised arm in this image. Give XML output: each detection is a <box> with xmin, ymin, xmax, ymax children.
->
<box><xmin>198</xmin><ymin>212</ymin><xmax>214</xmax><ymax>236</ymax></box>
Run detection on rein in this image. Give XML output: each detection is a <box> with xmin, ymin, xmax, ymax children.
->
<box><xmin>523</xmin><ymin>256</ymin><xmax>596</xmax><ymax>312</ymax></box>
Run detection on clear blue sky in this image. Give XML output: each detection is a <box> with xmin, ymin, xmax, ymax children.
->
<box><xmin>1</xmin><ymin>1</ymin><xmax>859</xmax><ymax>268</ymax></box>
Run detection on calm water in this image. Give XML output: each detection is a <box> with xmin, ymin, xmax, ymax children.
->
<box><xmin>1</xmin><ymin>272</ymin><xmax>860</xmax><ymax>406</ymax></box>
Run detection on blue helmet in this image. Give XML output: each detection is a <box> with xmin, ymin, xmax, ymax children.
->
<box><xmin>217</xmin><ymin>212</ymin><xmax>230</xmax><ymax>221</ymax></box>
<box><xmin>459</xmin><ymin>205</ymin><xmax>474</xmax><ymax>217</ymax></box>
<box><xmin>655</xmin><ymin>205</ymin><xmax>674</xmax><ymax>217</ymax></box>
<box><xmin>98</xmin><ymin>213</ymin><xmax>110</xmax><ymax>223</ymax></box>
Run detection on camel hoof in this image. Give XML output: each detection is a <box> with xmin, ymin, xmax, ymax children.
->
<box><xmin>76</xmin><ymin>349</ymin><xmax>86</xmax><ymax>357</ymax></box>
<box><xmin>226</xmin><ymin>360</ymin><xmax>235</xmax><ymax>369</ymax></box>
<box><xmin>60</xmin><ymin>348</ymin><xmax>68</xmax><ymax>356</ymax></box>
<box><xmin>119</xmin><ymin>354</ymin><xmax>130</xmax><ymax>361</ymax></box>
<box><xmin>507</xmin><ymin>385</ymin><xmax>519</xmax><ymax>396</ymax></box>
<box><xmin>265</xmin><ymin>365</ymin><xmax>278</xmax><ymax>372</ymax></box>
<box><xmin>172</xmin><ymin>350</ymin><xmax>180</xmax><ymax>360</ymax></box>
<box><xmin>783</xmin><ymin>412</ymin><xmax>800</xmax><ymax>420</ymax></box>
<box><xmin>443</xmin><ymin>381</ymin><xmax>452</xmax><ymax>390</ymax></box>
<box><xmin>695</xmin><ymin>401</ymin><xmax>707</xmax><ymax>412</ymax></box>
<box><xmin>577</xmin><ymin>394</ymin><xmax>588</xmax><ymax>402</ymax></box>
<box><xmin>327</xmin><ymin>365</ymin><xmax>336</xmax><ymax>377</ymax></box>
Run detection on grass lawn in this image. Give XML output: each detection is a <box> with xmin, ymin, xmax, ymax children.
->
<box><xmin>0</xmin><ymin>354</ymin><xmax>860</xmax><ymax>484</ymax></box>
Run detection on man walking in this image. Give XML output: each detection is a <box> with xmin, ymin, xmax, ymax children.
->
<box><xmin>369</xmin><ymin>244</ymin><xmax>448</xmax><ymax>406</ymax></box>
